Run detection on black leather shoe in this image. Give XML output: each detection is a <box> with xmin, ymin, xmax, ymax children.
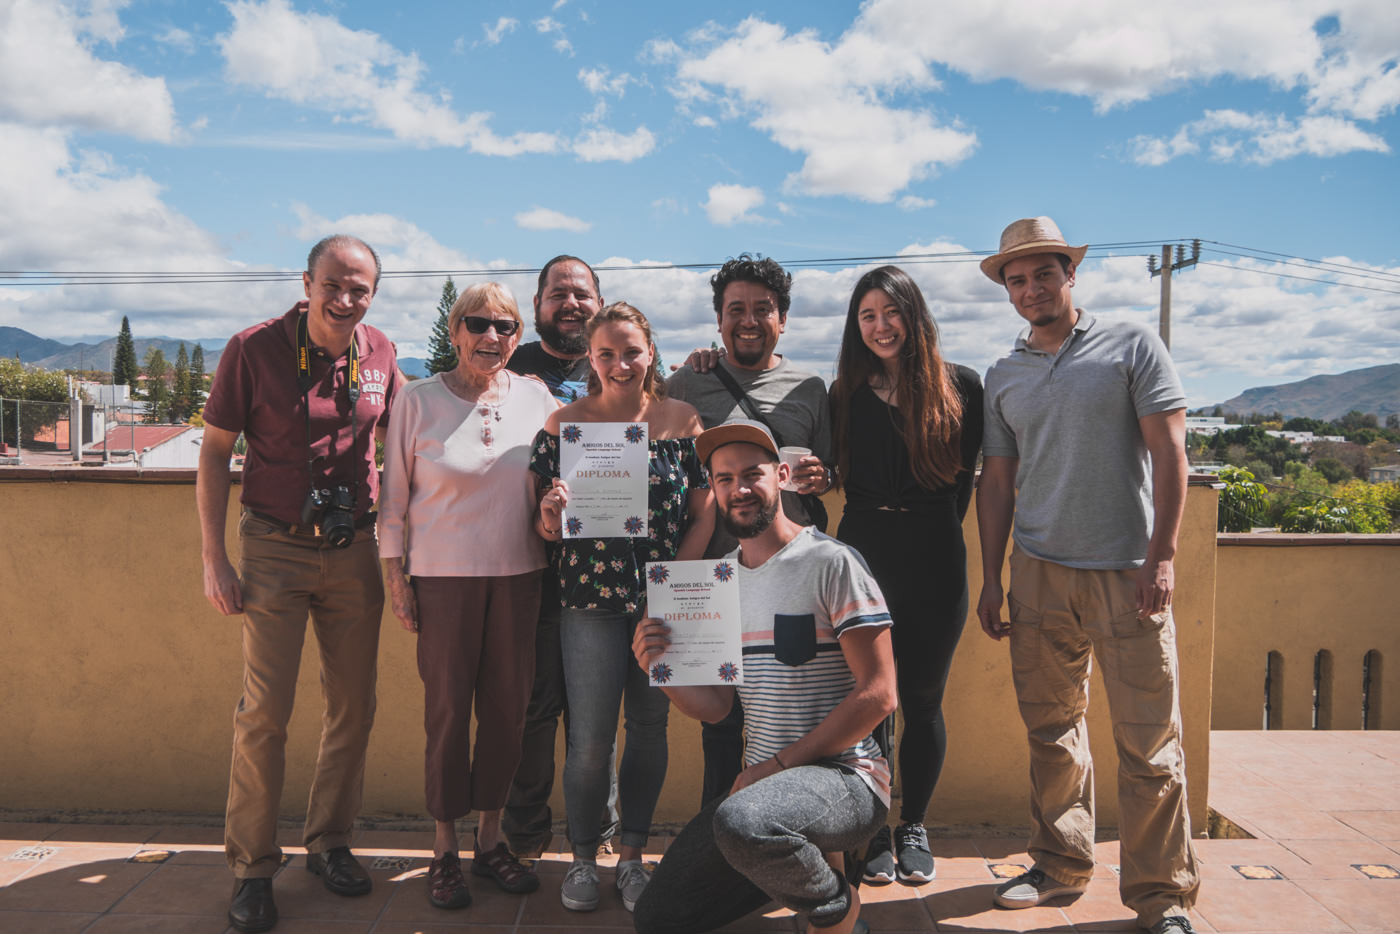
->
<box><xmin>306</xmin><ymin>846</ymin><xmax>372</xmax><ymax>896</ymax></box>
<box><xmin>228</xmin><ymin>877</ymin><xmax>277</xmax><ymax>933</ymax></box>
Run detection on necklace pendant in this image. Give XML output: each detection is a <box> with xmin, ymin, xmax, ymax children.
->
<box><xmin>482</xmin><ymin>425</ymin><xmax>493</xmax><ymax>446</ymax></box>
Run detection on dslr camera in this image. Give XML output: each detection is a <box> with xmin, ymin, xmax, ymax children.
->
<box><xmin>301</xmin><ymin>483</ymin><xmax>357</xmax><ymax>548</ymax></box>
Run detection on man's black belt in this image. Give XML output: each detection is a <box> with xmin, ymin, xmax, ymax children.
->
<box><xmin>248</xmin><ymin>509</ymin><xmax>377</xmax><ymax>537</ymax></box>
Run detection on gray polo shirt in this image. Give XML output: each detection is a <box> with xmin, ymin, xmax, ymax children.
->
<box><xmin>983</xmin><ymin>313</ymin><xmax>1185</xmax><ymax>570</ymax></box>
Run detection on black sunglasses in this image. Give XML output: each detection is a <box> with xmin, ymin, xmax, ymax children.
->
<box><xmin>461</xmin><ymin>316</ymin><xmax>520</xmax><ymax>336</ymax></box>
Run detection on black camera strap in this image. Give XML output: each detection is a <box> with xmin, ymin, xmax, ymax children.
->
<box><xmin>296</xmin><ymin>311</ymin><xmax>361</xmax><ymax>499</ymax></box>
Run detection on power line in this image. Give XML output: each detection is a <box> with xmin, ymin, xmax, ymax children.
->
<box><xmin>1197</xmin><ymin>261</ymin><xmax>1400</xmax><ymax>295</ymax></box>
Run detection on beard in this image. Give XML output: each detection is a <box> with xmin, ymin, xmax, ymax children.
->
<box><xmin>720</xmin><ymin>494</ymin><xmax>779</xmax><ymax>539</ymax></box>
<box><xmin>729</xmin><ymin>343</ymin><xmax>766</xmax><ymax>368</ymax></box>
<box><xmin>536</xmin><ymin>315</ymin><xmax>590</xmax><ymax>356</ymax></box>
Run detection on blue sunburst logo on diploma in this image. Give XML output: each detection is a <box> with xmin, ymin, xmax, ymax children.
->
<box><xmin>650</xmin><ymin>662</ymin><xmax>673</xmax><ymax>684</ymax></box>
<box><xmin>624</xmin><ymin>424</ymin><xmax>645</xmax><ymax>443</ymax></box>
<box><xmin>717</xmin><ymin>661</ymin><xmax>740</xmax><ymax>683</ymax></box>
<box><xmin>712</xmin><ymin>561</ymin><xmax>735</xmax><ymax>582</ymax></box>
<box><xmin>647</xmin><ymin>564</ymin><xmax>670</xmax><ymax>585</ymax></box>
<box><xmin>624</xmin><ymin>515</ymin><xmax>645</xmax><ymax>534</ymax></box>
<box><xmin>562</xmin><ymin>424</ymin><xmax>583</xmax><ymax>443</ymax></box>
<box><xmin>565</xmin><ymin>516</ymin><xmax>583</xmax><ymax>535</ymax></box>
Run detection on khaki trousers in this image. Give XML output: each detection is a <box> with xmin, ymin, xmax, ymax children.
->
<box><xmin>1007</xmin><ymin>547</ymin><xmax>1199</xmax><ymax>927</ymax></box>
<box><xmin>225</xmin><ymin>512</ymin><xmax>383</xmax><ymax>879</ymax></box>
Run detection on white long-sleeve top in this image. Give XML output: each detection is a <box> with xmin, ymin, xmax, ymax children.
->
<box><xmin>378</xmin><ymin>371</ymin><xmax>558</xmax><ymax>577</ymax></box>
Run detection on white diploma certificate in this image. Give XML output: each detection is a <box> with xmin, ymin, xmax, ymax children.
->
<box><xmin>644</xmin><ymin>559</ymin><xmax>743</xmax><ymax>687</ymax></box>
<box><xmin>559</xmin><ymin>421</ymin><xmax>649</xmax><ymax>538</ymax></box>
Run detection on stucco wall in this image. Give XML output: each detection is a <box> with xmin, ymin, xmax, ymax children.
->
<box><xmin>1212</xmin><ymin>535</ymin><xmax>1400</xmax><ymax>731</ymax></box>
<box><xmin>0</xmin><ymin>470</ymin><xmax>1217</xmax><ymax>832</ymax></box>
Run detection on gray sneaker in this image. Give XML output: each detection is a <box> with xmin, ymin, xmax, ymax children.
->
<box><xmin>560</xmin><ymin>859</ymin><xmax>599</xmax><ymax>911</ymax></box>
<box><xmin>993</xmin><ymin>868</ymin><xmax>1085</xmax><ymax>908</ymax></box>
<box><xmin>614</xmin><ymin>859</ymin><xmax>651</xmax><ymax>912</ymax></box>
<box><xmin>1150</xmin><ymin>917</ymin><xmax>1197</xmax><ymax>934</ymax></box>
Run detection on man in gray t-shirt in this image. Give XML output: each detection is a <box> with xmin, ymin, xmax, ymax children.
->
<box><xmin>667</xmin><ymin>253</ymin><xmax>835</xmax><ymax>805</ymax></box>
<box><xmin>975</xmin><ymin>217</ymin><xmax>1200</xmax><ymax>934</ymax></box>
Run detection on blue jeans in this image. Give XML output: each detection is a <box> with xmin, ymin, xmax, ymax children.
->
<box><xmin>635</xmin><ymin>765</ymin><xmax>887</xmax><ymax>932</ymax></box>
<box><xmin>560</xmin><ymin>607</ymin><xmax>669</xmax><ymax>857</ymax></box>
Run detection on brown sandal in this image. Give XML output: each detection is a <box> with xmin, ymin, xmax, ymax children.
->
<box><xmin>470</xmin><ymin>841</ymin><xmax>540</xmax><ymax>894</ymax></box>
<box><xmin>427</xmin><ymin>852</ymin><xmax>472</xmax><ymax>909</ymax></box>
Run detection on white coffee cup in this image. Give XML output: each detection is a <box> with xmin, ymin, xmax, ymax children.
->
<box><xmin>779</xmin><ymin>446</ymin><xmax>811</xmax><ymax>492</ymax></box>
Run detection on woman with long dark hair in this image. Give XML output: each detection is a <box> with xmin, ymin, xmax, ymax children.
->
<box><xmin>830</xmin><ymin>265</ymin><xmax>983</xmax><ymax>885</ymax></box>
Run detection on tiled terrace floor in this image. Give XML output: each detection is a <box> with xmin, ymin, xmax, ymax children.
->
<box><xmin>2</xmin><ymin>731</ymin><xmax>1396</xmax><ymax>933</ymax></box>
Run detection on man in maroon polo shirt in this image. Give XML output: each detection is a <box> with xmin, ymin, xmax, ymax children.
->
<box><xmin>197</xmin><ymin>235</ymin><xmax>399</xmax><ymax>934</ymax></box>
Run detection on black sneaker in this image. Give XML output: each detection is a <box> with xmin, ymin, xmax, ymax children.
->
<box><xmin>894</xmin><ymin>822</ymin><xmax>935</xmax><ymax>884</ymax></box>
<box><xmin>1150</xmin><ymin>917</ymin><xmax>1197</xmax><ymax>934</ymax></box>
<box><xmin>861</xmin><ymin>826</ymin><xmax>895</xmax><ymax>884</ymax></box>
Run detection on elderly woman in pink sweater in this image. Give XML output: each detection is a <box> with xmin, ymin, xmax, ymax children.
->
<box><xmin>379</xmin><ymin>281</ymin><xmax>558</xmax><ymax>911</ymax></box>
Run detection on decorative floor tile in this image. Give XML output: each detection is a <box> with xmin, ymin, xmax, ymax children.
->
<box><xmin>1232</xmin><ymin>864</ymin><xmax>1285</xmax><ymax>880</ymax></box>
<box><xmin>1351</xmin><ymin>863</ymin><xmax>1398</xmax><ymax>879</ymax></box>
<box><xmin>5</xmin><ymin>846</ymin><xmax>55</xmax><ymax>862</ymax></box>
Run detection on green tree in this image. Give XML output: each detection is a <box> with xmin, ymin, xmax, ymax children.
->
<box><xmin>171</xmin><ymin>342</ymin><xmax>192</xmax><ymax>422</ymax></box>
<box><xmin>1386</xmin><ymin>413</ymin><xmax>1399</xmax><ymax>430</ymax></box>
<box><xmin>0</xmin><ymin>357</ymin><xmax>71</xmax><ymax>445</ymax></box>
<box><xmin>112</xmin><ymin>316</ymin><xmax>138</xmax><ymax>387</ymax></box>
<box><xmin>427</xmin><ymin>277</ymin><xmax>459</xmax><ymax>375</ymax></box>
<box><xmin>1217</xmin><ymin>465</ymin><xmax>1267</xmax><ymax>532</ymax></box>
<box><xmin>190</xmin><ymin>344</ymin><xmax>207</xmax><ymax>413</ymax></box>
<box><xmin>1314</xmin><ymin>457</ymin><xmax>1351</xmax><ymax>483</ymax></box>
<box><xmin>141</xmin><ymin>347</ymin><xmax>171</xmax><ymax>423</ymax></box>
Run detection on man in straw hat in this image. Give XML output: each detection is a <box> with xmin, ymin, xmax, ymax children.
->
<box><xmin>975</xmin><ymin>217</ymin><xmax>1199</xmax><ymax>934</ymax></box>
<box><xmin>631</xmin><ymin>418</ymin><xmax>895</xmax><ymax>934</ymax></box>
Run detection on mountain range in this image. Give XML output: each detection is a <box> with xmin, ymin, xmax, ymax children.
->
<box><xmin>0</xmin><ymin>326</ymin><xmax>430</xmax><ymax>379</ymax></box>
<box><xmin>1214</xmin><ymin>364</ymin><xmax>1399</xmax><ymax>421</ymax></box>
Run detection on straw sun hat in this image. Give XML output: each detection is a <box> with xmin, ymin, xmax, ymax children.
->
<box><xmin>980</xmin><ymin>216</ymin><xmax>1088</xmax><ymax>284</ymax></box>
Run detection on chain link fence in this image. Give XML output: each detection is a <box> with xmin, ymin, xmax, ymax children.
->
<box><xmin>0</xmin><ymin>397</ymin><xmax>149</xmax><ymax>463</ymax></box>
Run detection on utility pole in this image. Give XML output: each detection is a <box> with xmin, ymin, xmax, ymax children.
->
<box><xmin>1147</xmin><ymin>239</ymin><xmax>1200</xmax><ymax>350</ymax></box>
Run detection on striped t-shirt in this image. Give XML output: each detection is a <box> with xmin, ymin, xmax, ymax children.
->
<box><xmin>733</xmin><ymin>526</ymin><xmax>894</xmax><ymax>805</ymax></box>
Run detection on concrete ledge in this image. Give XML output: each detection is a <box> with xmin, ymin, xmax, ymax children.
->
<box><xmin>1219</xmin><ymin>533</ymin><xmax>1400</xmax><ymax>546</ymax></box>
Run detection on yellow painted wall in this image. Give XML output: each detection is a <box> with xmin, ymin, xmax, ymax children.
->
<box><xmin>1212</xmin><ymin>536</ymin><xmax>1400</xmax><ymax>731</ymax></box>
<box><xmin>1</xmin><ymin>472</ymin><xmax>1217</xmax><ymax>832</ymax></box>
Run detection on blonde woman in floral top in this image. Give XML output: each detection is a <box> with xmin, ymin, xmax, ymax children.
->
<box><xmin>532</xmin><ymin>302</ymin><xmax>714</xmax><ymax>914</ymax></box>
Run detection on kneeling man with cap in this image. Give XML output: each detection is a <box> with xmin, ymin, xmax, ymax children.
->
<box><xmin>631</xmin><ymin>418</ymin><xmax>896</xmax><ymax>934</ymax></box>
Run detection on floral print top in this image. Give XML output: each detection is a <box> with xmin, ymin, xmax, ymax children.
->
<box><xmin>531</xmin><ymin>430</ymin><xmax>708</xmax><ymax>613</ymax></box>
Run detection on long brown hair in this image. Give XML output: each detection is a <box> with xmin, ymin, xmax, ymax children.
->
<box><xmin>584</xmin><ymin>302</ymin><xmax>667</xmax><ymax>400</ymax></box>
<box><xmin>832</xmin><ymin>265</ymin><xmax>963</xmax><ymax>489</ymax></box>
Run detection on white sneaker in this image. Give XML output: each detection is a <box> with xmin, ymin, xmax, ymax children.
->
<box><xmin>615</xmin><ymin>859</ymin><xmax>651</xmax><ymax>912</ymax></box>
<box><xmin>993</xmin><ymin>868</ymin><xmax>1085</xmax><ymax>908</ymax></box>
<box><xmin>560</xmin><ymin>859</ymin><xmax>599</xmax><ymax>911</ymax></box>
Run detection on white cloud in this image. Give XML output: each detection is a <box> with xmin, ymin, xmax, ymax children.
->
<box><xmin>220</xmin><ymin>0</ymin><xmax>559</xmax><ymax>154</ymax></box>
<box><xmin>669</xmin><ymin>18</ymin><xmax>977</xmax><ymax>202</ymax></box>
<box><xmin>0</xmin><ymin>0</ymin><xmax>177</xmax><ymax>141</ymax></box>
<box><xmin>660</xmin><ymin>2</ymin><xmax>1398</xmax><ymax>201</ymax></box>
<box><xmin>534</xmin><ymin>16</ymin><xmax>562</xmax><ymax>34</ymax></box>
<box><xmin>572</xmin><ymin>126</ymin><xmax>656</xmax><ymax>163</ymax></box>
<box><xmin>703</xmin><ymin>183</ymin><xmax>767</xmax><ymax>226</ymax></box>
<box><xmin>897</xmin><ymin>195</ymin><xmax>937</xmax><ymax>211</ymax></box>
<box><xmin>692</xmin><ymin>115</ymin><xmax>716</xmax><ymax>128</ymax></box>
<box><xmin>514</xmin><ymin>207</ymin><xmax>592</xmax><ymax>233</ymax></box>
<box><xmin>1131</xmin><ymin>109</ymin><xmax>1389</xmax><ymax>165</ymax></box>
<box><xmin>481</xmin><ymin>16</ymin><xmax>517</xmax><ymax>45</ymax></box>
<box><xmin>579</xmin><ymin>66</ymin><xmax>632</xmax><ymax>97</ymax></box>
<box><xmin>156</xmin><ymin>26</ymin><xmax>195</xmax><ymax>53</ymax></box>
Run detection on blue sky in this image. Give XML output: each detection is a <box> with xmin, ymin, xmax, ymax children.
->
<box><xmin>1</xmin><ymin>0</ymin><xmax>1397</xmax><ymax>405</ymax></box>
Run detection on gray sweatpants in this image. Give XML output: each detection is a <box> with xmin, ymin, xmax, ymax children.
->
<box><xmin>634</xmin><ymin>764</ymin><xmax>886</xmax><ymax>933</ymax></box>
